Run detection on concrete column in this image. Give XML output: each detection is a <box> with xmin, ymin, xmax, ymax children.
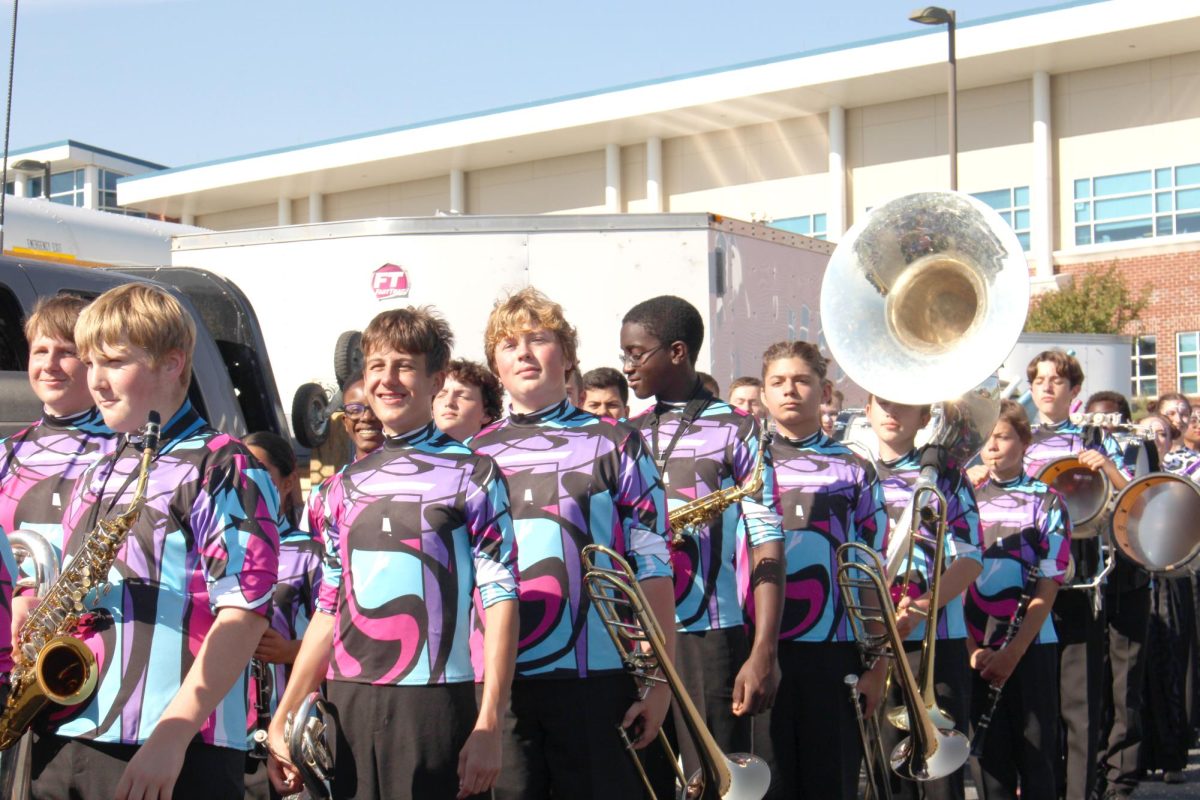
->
<box><xmin>827</xmin><ymin>105</ymin><xmax>847</xmax><ymax>240</ymax></box>
<box><xmin>1031</xmin><ymin>71</ymin><xmax>1054</xmax><ymax>281</ymax></box>
<box><xmin>646</xmin><ymin>136</ymin><xmax>663</xmax><ymax>212</ymax></box>
<box><xmin>308</xmin><ymin>191</ymin><xmax>323</xmax><ymax>224</ymax></box>
<box><xmin>181</xmin><ymin>212</ymin><xmax>196</xmax><ymax>226</ymax></box>
<box><xmin>449</xmin><ymin>169</ymin><xmax>465</xmax><ymax>214</ymax></box>
<box><xmin>605</xmin><ymin>144</ymin><xmax>622</xmax><ymax>212</ymax></box>
<box><xmin>83</xmin><ymin>165</ymin><xmax>99</xmax><ymax>210</ymax></box>
<box><xmin>277</xmin><ymin>196</ymin><xmax>292</xmax><ymax>226</ymax></box>
<box><xmin>13</xmin><ymin>174</ymin><xmax>26</xmax><ymax>197</ymax></box>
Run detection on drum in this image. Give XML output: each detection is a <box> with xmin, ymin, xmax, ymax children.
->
<box><xmin>1111</xmin><ymin>473</ymin><xmax>1200</xmax><ymax>575</ymax></box>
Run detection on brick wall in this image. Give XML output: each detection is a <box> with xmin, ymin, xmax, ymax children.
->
<box><xmin>1055</xmin><ymin>241</ymin><xmax>1200</xmax><ymax>401</ymax></box>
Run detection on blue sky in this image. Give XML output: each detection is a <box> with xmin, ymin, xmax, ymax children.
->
<box><xmin>6</xmin><ymin>0</ymin><xmax>1066</xmax><ymax>167</ymax></box>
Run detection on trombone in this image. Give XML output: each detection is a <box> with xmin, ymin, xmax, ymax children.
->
<box><xmin>836</xmin><ymin>542</ymin><xmax>970</xmax><ymax>782</ymax></box>
<box><xmin>581</xmin><ymin>544</ymin><xmax>770</xmax><ymax>800</ymax></box>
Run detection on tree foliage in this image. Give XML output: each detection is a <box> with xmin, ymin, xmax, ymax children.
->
<box><xmin>1024</xmin><ymin>262</ymin><xmax>1150</xmax><ymax>335</ymax></box>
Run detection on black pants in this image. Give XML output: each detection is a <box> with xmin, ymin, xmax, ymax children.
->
<box><xmin>1140</xmin><ymin>576</ymin><xmax>1196</xmax><ymax>773</ymax></box>
<box><xmin>494</xmin><ymin>674</ymin><xmax>645</xmax><ymax>800</ymax></box>
<box><xmin>754</xmin><ymin>641</ymin><xmax>863</xmax><ymax>800</ymax></box>
<box><xmin>327</xmin><ymin>679</ymin><xmax>483</xmax><ymax>800</ymax></box>
<box><xmin>1095</xmin><ymin>584</ymin><xmax>1150</xmax><ymax>799</ymax></box>
<box><xmin>30</xmin><ymin>735</ymin><xmax>244</xmax><ymax>800</ymax></box>
<box><xmin>970</xmin><ymin>643</ymin><xmax>1059</xmax><ymax>800</ymax></box>
<box><xmin>673</xmin><ymin>626</ymin><xmax>753</xmax><ymax>772</ymax></box>
<box><xmin>880</xmin><ymin>639</ymin><xmax>972</xmax><ymax>800</ymax></box>
<box><xmin>1052</xmin><ymin>587</ymin><xmax>1104</xmax><ymax>800</ymax></box>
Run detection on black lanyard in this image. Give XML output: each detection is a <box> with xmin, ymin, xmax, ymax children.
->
<box><xmin>648</xmin><ymin>379</ymin><xmax>713</xmax><ymax>472</ymax></box>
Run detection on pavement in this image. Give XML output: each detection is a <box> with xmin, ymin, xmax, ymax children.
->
<box><xmin>953</xmin><ymin>747</ymin><xmax>1200</xmax><ymax>799</ymax></box>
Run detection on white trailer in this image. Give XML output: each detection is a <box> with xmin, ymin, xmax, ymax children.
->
<box><xmin>169</xmin><ymin>213</ymin><xmax>832</xmax><ymax>439</ymax></box>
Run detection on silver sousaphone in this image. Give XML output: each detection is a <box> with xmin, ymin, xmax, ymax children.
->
<box><xmin>817</xmin><ymin>191</ymin><xmax>1029</xmax><ymax>578</ymax></box>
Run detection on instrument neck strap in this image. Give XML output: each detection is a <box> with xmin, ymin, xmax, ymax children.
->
<box><xmin>649</xmin><ymin>378</ymin><xmax>712</xmax><ymax>472</ymax></box>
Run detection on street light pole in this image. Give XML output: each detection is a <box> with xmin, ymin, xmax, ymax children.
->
<box><xmin>910</xmin><ymin>6</ymin><xmax>958</xmax><ymax>191</ymax></box>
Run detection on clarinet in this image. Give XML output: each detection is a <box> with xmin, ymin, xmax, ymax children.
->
<box><xmin>969</xmin><ymin>564</ymin><xmax>1043</xmax><ymax>758</ymax></box>
<box><xmin>249</xmin><ymin>658</ymin><xmax>274</xmax><ymax>760</ymax></box>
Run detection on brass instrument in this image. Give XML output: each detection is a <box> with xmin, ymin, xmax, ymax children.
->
<box><xmin>284</xmin><ymin>691</ymin><xmax>334</xmax><ymax>800</ymax></box>
<box><xmin>0</xmin><ymin>412</ymin><xmax>161</xmax><ymax>752</ymax></box>
<box><xmin>667</xmin><ymin>421</ymin><xmax>769</xmax><ymax>547</ymax></box>
<box><xmin>836</xmin><ymin>542</ymin><xmax>969</xmax><ymax>782</ymax></box>
<box><xmin>1110</xmin><ymin>473</ymin><xmax>1200</xmax><ymax>576</ymax></box>
<box><xmin>581</xmin><ymin>544</ymin><xmax>770</xmax><ymax>800</ymax></box>
<box><xmin>845</xmin><ymin>672</ymin><xmax>894</xmax><ymax>800</ymax></box>
<box><xmin>885</xmin><ymin>483</ymin><xmax>956</xmax><ymax>734</ymax></box>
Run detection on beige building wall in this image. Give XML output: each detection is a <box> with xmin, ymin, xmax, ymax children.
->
<box><xmin>196</xmin><ymin>202</ymin><xmax>276</xmax><ymax>231</ymax></box>
<box><xmin>466</xmin><ymin>150</ymin><xmax>607</xmax><ymax>215</ymax></box>
<box><xmin>324</xmin><ymin>175</ymin><xmax>449</xmax><ymax>221</ymax></box>
<box><xmin>1055</xmin><ymin>52</ymin><xmax>1200</xmax><ymax>250</ymax></box>
<box><xmin>661</xmin><ymin>115</ymin><xmax>829</xmax><ymax>222</ymax></box>
<box><xmin>848</xmin><ymin>81</ymin><xmax>1032</xmax><ymax>221</ymax></box>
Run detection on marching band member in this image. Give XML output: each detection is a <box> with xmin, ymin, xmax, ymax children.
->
<box><xmin>242</xmin><ymin>431</ymin><xmax>323</xmax><ymax>800</ymax></box>
<box><xmin>434</xmin><ymin>358</ymin><xmax>504</xmax><ymax>443</ymax></box>
<box><xmin>757</xmin><ymin>340</ymin><xmax>888</xmax><ymax>799</ymax></box>
<box><xmin>1082</xmin><ymin>392</ymin><xmax>1151</xmax><ymax>800</ymax></box>
<box><xmin>620</xmin><ymin>295</ymin><xmax>784</xmax><ymax>791</ymax></box>
<box><xmin>31</xmin><ymin>283</ymin><xmax>280</xmax><ymax>800</ymax></box>
<box><xmin>578</xmin><ymin>366</ymin><xmax>630</xmax><ymax>421</ymax></box>
<box><xmin>1021</xmin><ymin>351</ymin><xmax>1126</xmax><ymax>800</ymax></box>
<box><xmin>3</xmin><ymin>294</ymin><xmax>114</xmax><ymax>633</ymax></box>
<box><xmin>727</xmin><ymin>376</ymin><xmax>766</xmax><ymax>420</ymax></box>
<box><xmin>268</xmin><ymin>307</ymin><xmax>519</xmax><ymax>800</ymax></box>
<box><xmin>471</xmin><ymin>288</ymin><xmax>675</xmax><ymax>800</ymax></box>
<box><xmin>965</xmin><ymin>400</ymin><xmax>1070</xmax><ymax>800</ymax></box>
<box><xmin>1156</xmin><ymin>393</ymin><xmax>1199</xmax><ymax>476</ymax></box>
<box><xmin>300</xmin><ymin>371</ymin><xmax>384</xmax><ymax>543</ymax></box>
<box><xmin>1139</xmin><ymin>408</ymin><xmax>1194</xmax><ymax>787</ymax></box>
<box><xmin>867</xmin><ymin>395</ymin><xmax>982</xmax><ymax>800</ymax></box>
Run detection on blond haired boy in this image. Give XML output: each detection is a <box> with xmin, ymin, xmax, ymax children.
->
<box><xmin>29</xmin><ymin>283</ymin><xmax>280</xmax><ymax>800</ymax></box>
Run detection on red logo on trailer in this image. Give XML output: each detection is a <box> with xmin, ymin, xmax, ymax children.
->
<box><xmin>371</xmin><ymin>263</ymin><xmax>409</xmax><ymax>300</ymax></box>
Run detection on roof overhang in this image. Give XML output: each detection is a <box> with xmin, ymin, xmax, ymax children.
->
<box><xmin>119</xmin><ymin>0</ymin><xmax>1200</xmax><ymax>218</ymax></box>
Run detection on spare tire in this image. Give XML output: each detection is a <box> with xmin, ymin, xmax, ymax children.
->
<box><xmin>334</xmin><ymin>331</ymin><xmax>364</xmax><ymax>388</ymax></box>
<box><xmin>292</xmin><ymin>382</ymin><xmax>331</xmax><ymax>448</ymax></box>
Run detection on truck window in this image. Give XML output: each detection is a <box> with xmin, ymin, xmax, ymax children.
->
<box><xmin>0</xmin><ymin>285</ymin><xmax>28</xmax><ymax>371</ymax></box>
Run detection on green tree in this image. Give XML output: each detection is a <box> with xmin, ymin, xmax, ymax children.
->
<box><xmin>1024</xmin><ymin>262</ymin><xmax>1150</xmax><ymax>334</ymax></box>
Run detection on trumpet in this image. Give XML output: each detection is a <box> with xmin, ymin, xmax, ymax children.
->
<box><xmin>836</xmin><ymin>542</ymin><xmax>969</xmax><ymax>782</ymax></box>
<box><xmin>581</xmin><ymin>544</ymin><xmax>770</xmax><ymax>800</ymax></box>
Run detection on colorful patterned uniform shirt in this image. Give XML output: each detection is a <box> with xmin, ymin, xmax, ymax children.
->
<box><xmin>765</xmin><ymin>431</ymin><xmax>887</xmax><ymax>643</ymax></box>
<box><xmin>630</xmin><ymin>399</ymin><xmax>782</xmax><ymax>633</ymax></box>
<box><xmin>1023</xmin><ymin>419</ymin><xmax>1126</xmax><ymax>479</ymax></box>
<box><xmin>1163</xmin><ymin>446</ymin><xmax>1200</xmax><ymax>479</ymax></box>
<box><xmin>0</xmin><ymin>408</ymin><xmax>116</xmax><ymax>561</ymax></box>
<box><xmin>55</xmin><ymin>401</ymin><xmax>280</xmax><ymax>749</ymax></box>
<box><xmin>471</xmin><ymin>400</ymin><xmax>671</xmax><ymax>679</ymax></box>
<box><xmin>247</xmin><ymin>517</ymin><xmax>323</xmax><ymax>741</ymax></box>
<box><xmin>965</xmin><ymin>473</ymin><xmax>1071</xmax><ymax>648</ymax></box>
<box><xmin>317</xmin><ymin>422</ymin><xmax>518</xmax><ymax>686</ymax></box>
<box><xmin>300</xmin><ymin>469</ymin><xmax>340</xmax><ymax>543</ymax></box>
<box><xmin>877</xmin><ymin>449</ymin><xmax>982</xmax><ymax>641</ymax></box>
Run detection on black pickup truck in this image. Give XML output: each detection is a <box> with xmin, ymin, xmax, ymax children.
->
<box><xmin>0</xmin><ymin>257</ymin><xmax>288</xmax><ymax>440</ymax></box>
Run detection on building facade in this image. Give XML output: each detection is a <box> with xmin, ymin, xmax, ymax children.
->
<box><xmin>115</xmin><ymin>0</ymin><xmax>1200</xmax><ymax>401</ymax></box>
<box><xmin>3</xmin><ymin>140</ymin><xmax>166</xmax><ymax>215</ymax></box>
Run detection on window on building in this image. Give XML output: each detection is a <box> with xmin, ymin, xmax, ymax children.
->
<box><xmin>97</xmin><ymin>169</ymin><xmax>144</xmax><ymax>215</ymax></box>
<box><xmin>1178</xmin><ymin>332</ymin><xmax>1200</xmax><ymax>394</ymax></box>
<box><xmin>970</xmin><ymin>187</ymin><xmax>1030</xmax><ymax>250</ymax></box>
<box><xmin>771</xmin><ymin>213</ymin><xmax>827</xmax><ymax>240</ymax></box>
<box><xmin>1131</xmin><ymin>335</ymin><xmax>1157</xmax><ymax>398</ymax></box>
<box><xmin>49</xmin><ymin>169</ymin><xmax>85</xmax><ymax>207</ymax></box>
<box><xmin>1074</xmin><ymin>163</ymin><xmax>1200</xmax><ymax>246</ymax></box>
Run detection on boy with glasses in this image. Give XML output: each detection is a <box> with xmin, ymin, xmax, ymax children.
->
<box><xmin>620</xmin><ymin>295</ymin><xmax>784</xmax><ymax>793</ymax></box>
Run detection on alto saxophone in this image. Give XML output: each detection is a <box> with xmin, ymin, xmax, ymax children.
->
<box><xmin>667</xmin><ymin>421</ymin><xmax>769</xmax><ymax>546</ymax></box>
<box><xmin>0</xmin><ymin>412</ymin><xmax>161</xmax><ymax>751</ymax></box>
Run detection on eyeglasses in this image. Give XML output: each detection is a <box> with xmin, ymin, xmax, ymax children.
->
<box><xmin>342</xmin><ymin>402</ymin><xmax>371</xmax><ymax>419</ymax></box>
<box><xmin>617</xmin><ymin>345</ymin><xmax>663</xmax><ymax>368</ymax></box>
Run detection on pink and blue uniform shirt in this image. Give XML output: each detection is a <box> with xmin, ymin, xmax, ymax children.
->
<box><xmin>317</xmin><ymin>422</ymin><xmax>518</xmax><ymax>686</ymax></box>
<box><xmin>55</xmin><ymin>401</ymin><xmax>281</xmax><ymax>749</ymax></box>
<box><xmin>471</xmin><ymin>400</ymin><xmax>671</xmax><ymax>679</ymax></box>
